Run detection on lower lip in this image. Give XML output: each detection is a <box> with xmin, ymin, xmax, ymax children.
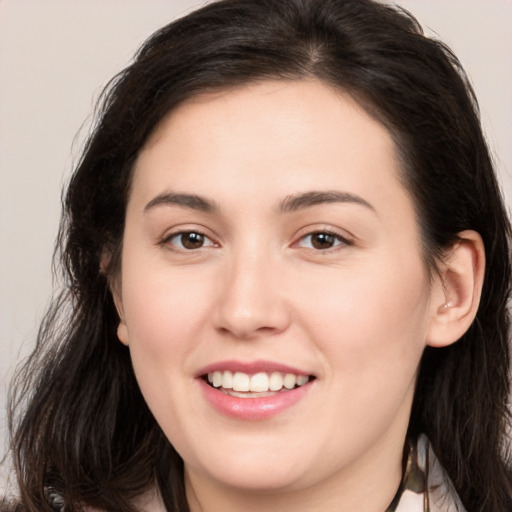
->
<box><xmin>198</xmin><ymin>379</ymin><xmax>313</xmax><ymax>420</ymax></box>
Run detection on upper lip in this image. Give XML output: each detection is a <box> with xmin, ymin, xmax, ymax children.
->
<box><xmin>195</xmin><ymin>359</ymin><xmax>313</xmax><ymax>378</ymax></box>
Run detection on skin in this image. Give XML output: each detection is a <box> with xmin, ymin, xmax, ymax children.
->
<box><xmin>113</xmin><ymin>80</ymin><xmax>483</xmax><ymax>511</ymax></box>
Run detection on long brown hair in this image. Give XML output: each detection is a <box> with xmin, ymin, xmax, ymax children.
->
<box><xmin>4</xmin><ymin>0</ymin><xmax>512</xmax><ymax>510</ymax></box>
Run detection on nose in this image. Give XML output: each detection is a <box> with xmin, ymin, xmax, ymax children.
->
<box><xmin>213</xmin><ymin>251</ymin><xmax>291</xmax><ymax>340</ymax></box>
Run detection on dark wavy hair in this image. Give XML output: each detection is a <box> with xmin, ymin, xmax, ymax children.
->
<box><xmin>3</xmin><ymin>0</ymin><xmax>511</xmax><ymax>510</ymax></box>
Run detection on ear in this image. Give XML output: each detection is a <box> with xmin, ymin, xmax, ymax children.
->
<box><xmin>426</xmin><ymin>230</ymin><xmax>485</xmax><ymax>348</ymax></box>
<box><xmin>101</xmin><ymin>249</ymin><xmax>130</xmax><ymax>347</ymax></box>
<box><xmin>112</xmin><ymin>286</ymin><xmax>130</xmax><ymax>347</ymax></box>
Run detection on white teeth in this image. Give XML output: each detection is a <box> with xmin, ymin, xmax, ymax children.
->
<box><xmin>250</xmin><ymin>372</ymin><xmax>269</xmax><ymax>392</ymax></box>
<box><xmin>206</xmin><ymin>370</ymin><xmax>310</xmax><ymax>393</ymax></box>
<box><xmin>222</xmin><ymin>370</ymin><xmax>233</xmax><ymax>389</ymax></box>
<box><xmin>283</xmin><ymin>373</ymin><xmax>297</xmax><ymax>389</ymax></box>
<box><xmin>212</xmin><ymin>371</ymin><xmax>222</xmax><ymax>388</ymax></box>
<box><xmin>269</xmin><ymin>372</ymin><xmax>283</xmax><ymax>391</ymax></box>
<box><xmin>297</xmin><ymin>375</ymin><xmax>308</xmax><ymax>386</ymax></box>
<box><xmin>233</xmin><ymin>372</ymin><xmax>250</xmax><ymax>392</ymax></box>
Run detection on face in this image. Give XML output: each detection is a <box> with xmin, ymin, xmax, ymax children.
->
<box><xmin>115</xmin><ymin>80</ymin><xmax>440</xmax><ymax>501</ymax></box>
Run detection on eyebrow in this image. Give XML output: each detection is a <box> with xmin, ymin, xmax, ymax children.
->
<box><xmin>144</xmin><ymin>192</ymin><xmax>219</xmax><ymax>213</ymax></box>
<box><xmin>144</xmin><ymin>190</ymin><xmax>375</xmax><ymax>215</ymax></box>
<box><xmin>278</xmin><ymin>191</ymin><xmax>375</xmax><ymax>213</ymax></box>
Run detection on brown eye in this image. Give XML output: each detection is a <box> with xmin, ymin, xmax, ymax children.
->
<box><xmin>297</xmin><ymin>232</ymin><xmax>348</xmax><ymax>250</ymax></box>
<box><xmin>311</xmin><ymin>233</ymin><xmax>336</xmax><ymax>249</ymax></box>
<box><xmin>167</xmin><ymin>231</ymin><xmax>214</xmax><ymax>250</ymax></box>
<box><xmin>181</xmin><ymin>232</ymin><xmax>205</xmax><ymax>249</ymax></box>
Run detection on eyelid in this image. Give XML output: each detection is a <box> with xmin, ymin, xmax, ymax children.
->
<box><xmin>292</xmin><ymin>226</ymin><xmax>355</xmax><ymax>251</ymax></box>
<box><xmin>160</xmin><ymin>228</ymin><xmax>219</xmax><ymax>251</ymax></box>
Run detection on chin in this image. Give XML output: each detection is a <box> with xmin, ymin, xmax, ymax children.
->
<box><xmin>195</xmin><ymin>464</ymin><xmax>308</xmax><ymax>493</ymax></box>
<box><xmin>183</xmin><ymin>443</ymin><xmax>314</xmax><ymax>493</ymax></box>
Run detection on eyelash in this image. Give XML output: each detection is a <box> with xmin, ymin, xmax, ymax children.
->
<box><xmin>162</xmin><ymin>230</ymin><xmax>217</xmax><ymax>251</ymax></box>
<box><xmin>161</xmin><ymin>229</ymin><xmax>352</xmax><ymax>252</ymax></box>
<box><xmin>295</xmin><ymin>230</ymin><xmax>353</xmax><ymax>251</ymax></box>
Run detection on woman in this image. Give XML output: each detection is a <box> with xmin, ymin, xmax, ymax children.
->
<box><xmin>3</xmin><ymin>0</ymin><xmax>511</xmax><ymax>510</ymax></box>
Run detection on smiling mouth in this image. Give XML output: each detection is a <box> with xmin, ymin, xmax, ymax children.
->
<box><xmin>204</xmin><ymin>371</ymin><xmax>313</xmax><ymax>398</ymax></box>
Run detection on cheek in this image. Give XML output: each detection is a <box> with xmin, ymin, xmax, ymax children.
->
<box><xmin>121</xmin><ymin>242</ymin><xmax>214</xmax><ymax>337</ymax></box>
<box><xmin>118</xmin><ymin>267</ymin><xmax>214</xmax><ymax>442</ymax></box>
<box><xmin>118</xmin><ymin>257</ymin><xmax>215</xmax><ymax>390</ymax></box>
<box><xmin>297</xmin><ymin>256</ymin><xmax>430</xmax><ymax>377</ymax></box>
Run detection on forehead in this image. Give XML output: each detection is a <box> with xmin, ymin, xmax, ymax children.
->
<box><xmin>131</xmin><ymin>79</ymin><xmax>410</xmax><ymax>217</ymax></box>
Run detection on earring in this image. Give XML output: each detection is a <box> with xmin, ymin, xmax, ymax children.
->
<box><xmin>443</xmin><ymin>301</ymin><xmax>453</xmax><ymax>310</ymax></box>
